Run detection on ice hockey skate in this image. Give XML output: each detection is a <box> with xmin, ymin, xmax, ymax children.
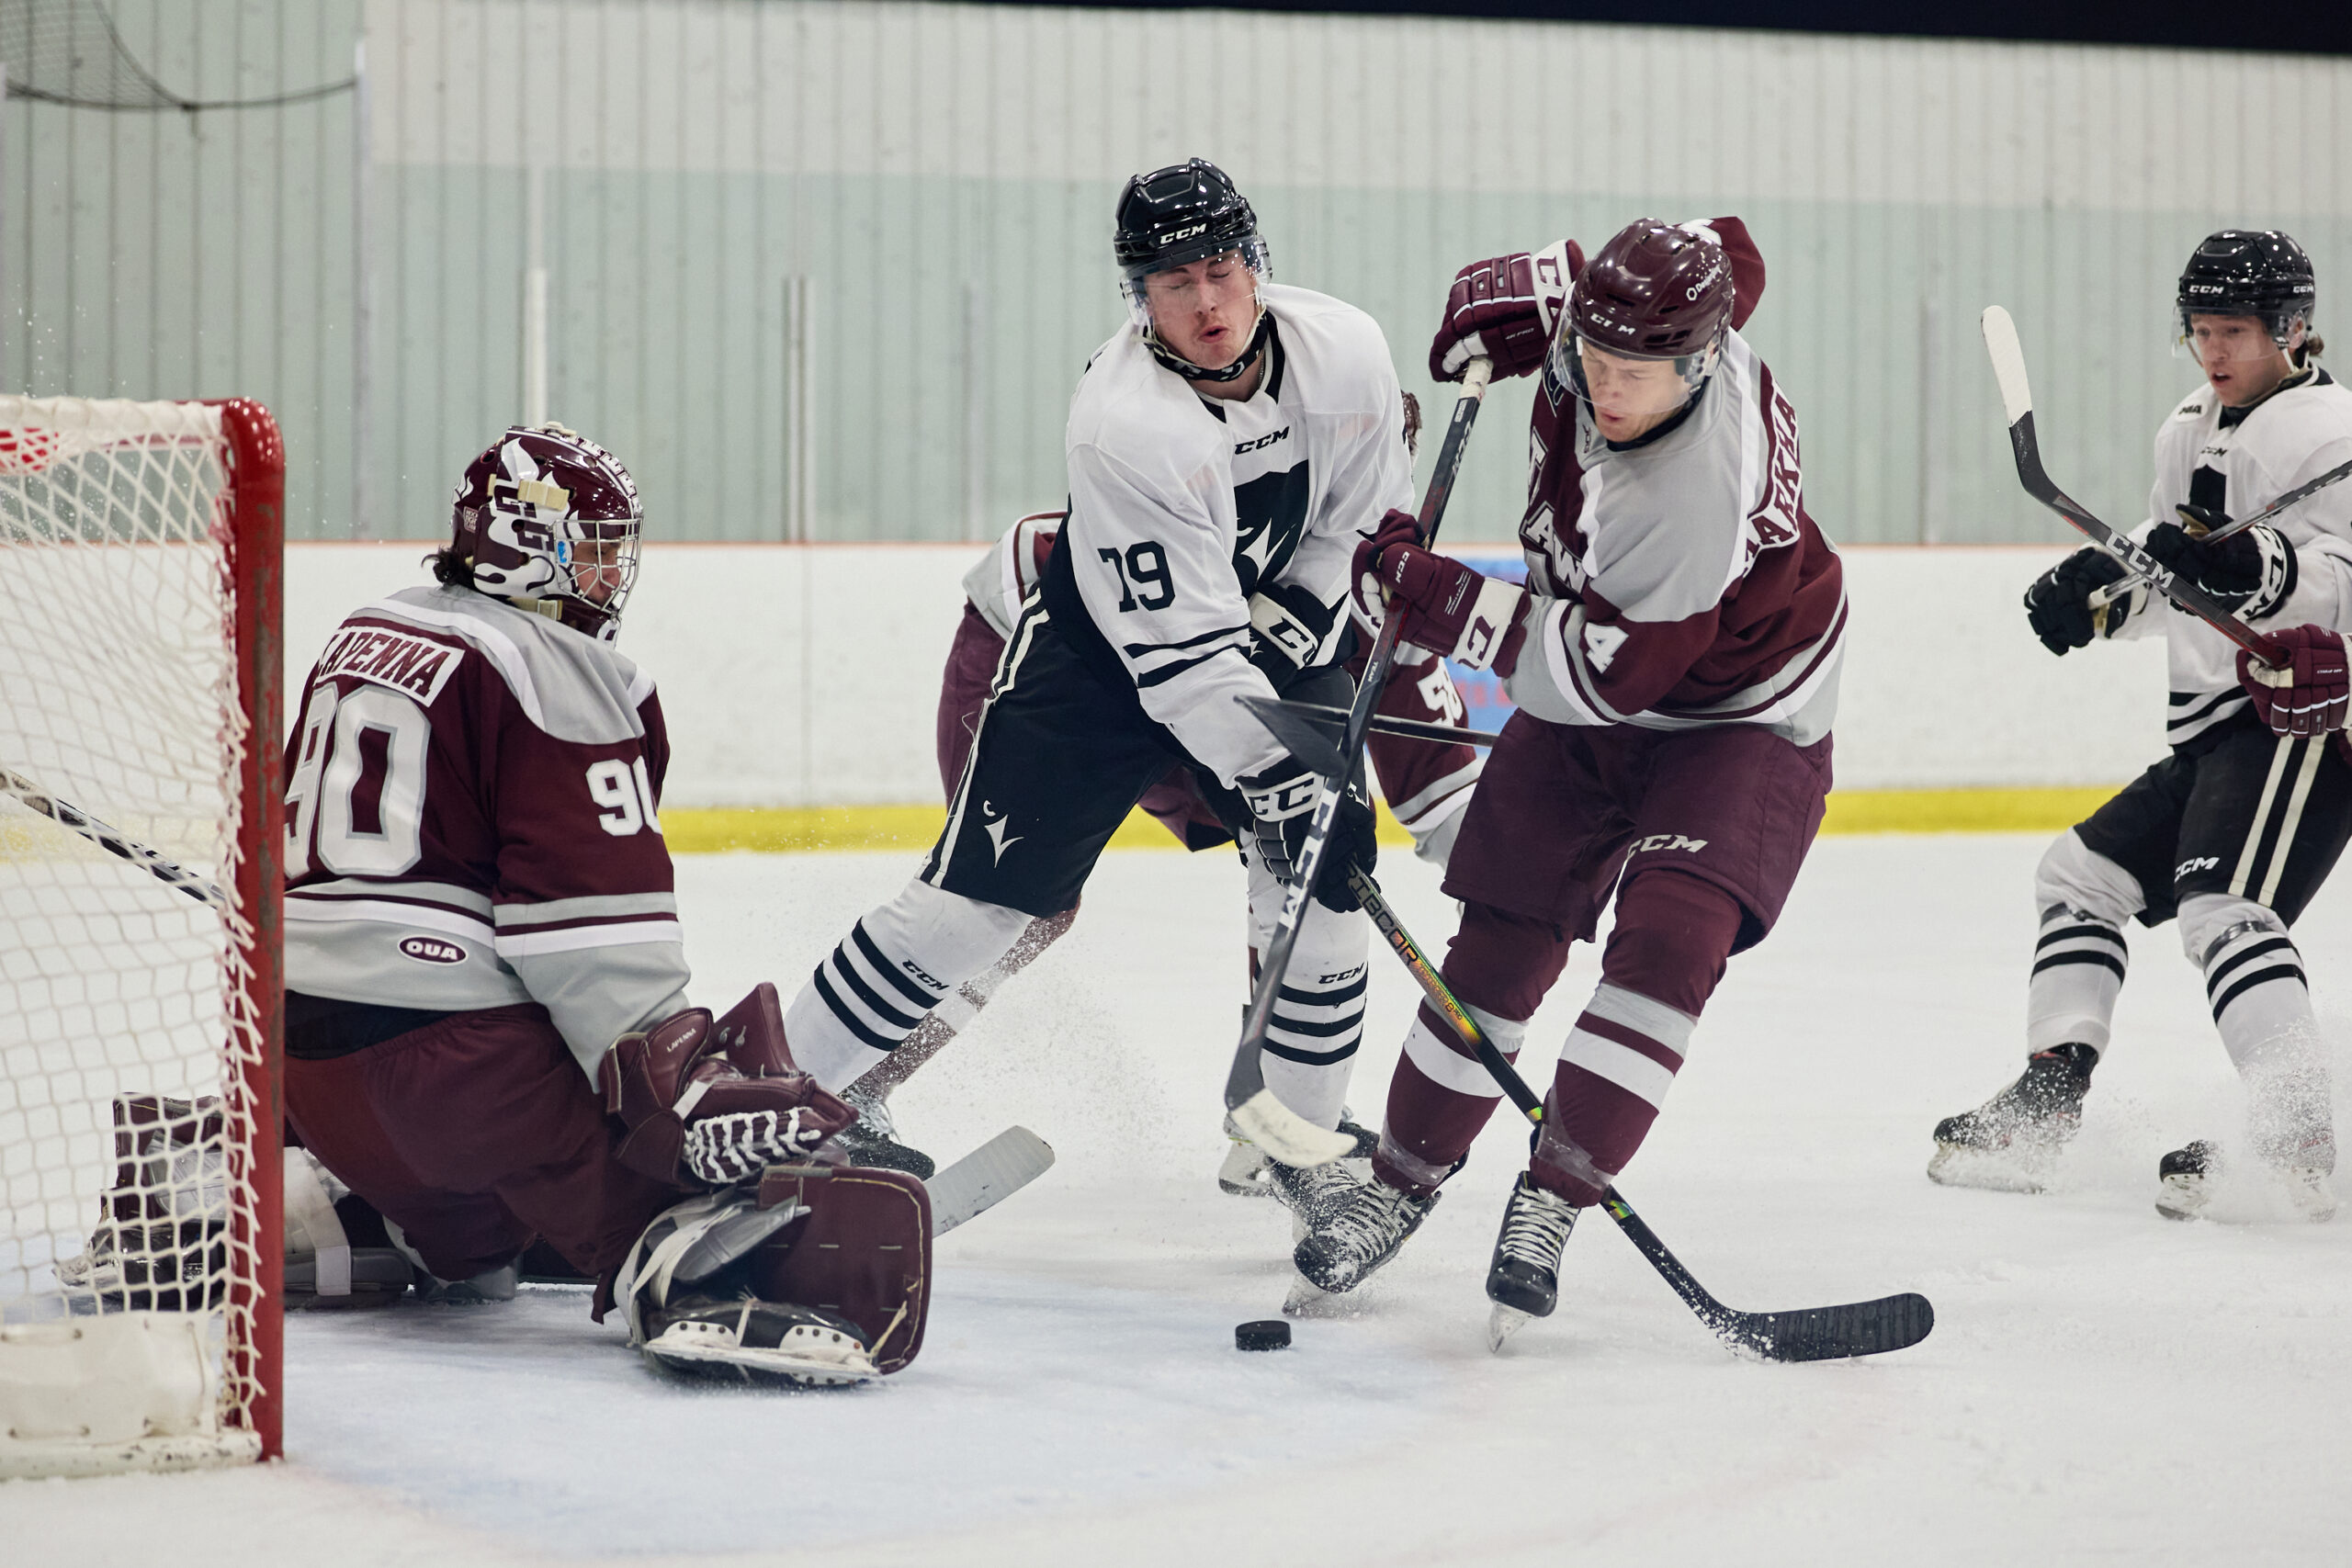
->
<box><xmin>638</xmin><ymin>1294</ymin><xmax>878</xmax><ymax>1386</ymax></box>
<box><xmin>1223</xmin><ymin>1110</ymin><xmax>1378</xmax><ymax>1199</ymax></box>
<box><xmin>1291</xmin><ymin>1176</ymin><xmax>1440</xmax><ymax>1297</ymax></box>
<box><xmin>1928</xmin><ymin>1043</ymin><xmax>2098</xmax><ymax>1192</ymax></box>
<box><xmin>833</xmin><ymin>1088</ymin><xmax>937</xmax><ymax>1180</ymax></box>
<box><xmin>1486</xmin><ymin>1174</ymin><xmax>1579</xmax><ymax>1352</ymax></box>
<box><xmin>2155</xmin><ymin>1138</ymin><xmax>2338</xmax><ymax>1223</ymax></box>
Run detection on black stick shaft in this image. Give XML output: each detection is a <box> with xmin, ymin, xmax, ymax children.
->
<box><xmin>2</xmin><ymin>768</ymin><xmax>226</xmax><ymax>908</ymax></box>
<box><xmin>1225</xmin><ymin>358</ymin><xmax>1493</xmax><ymax>1116</ymax></box>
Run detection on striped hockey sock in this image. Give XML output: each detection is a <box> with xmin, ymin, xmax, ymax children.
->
<box><xmin>2025</xmin><ymin>903</ymin><xmax>2129</xmax><ymax>1054</ymax></box>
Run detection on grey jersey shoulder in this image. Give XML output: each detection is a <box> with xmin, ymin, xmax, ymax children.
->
<box><xmin>1576</xmin><ymin>330</ymin><xmax>1764</xmax><ymax>622</ymax></box>
<box><xmin>371</xmin><ymin>584</ymin><xmax>654</xmax><ymax>745</ymax></box>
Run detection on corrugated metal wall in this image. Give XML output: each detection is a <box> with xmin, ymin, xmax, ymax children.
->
<box><xmin>9</xmin><ymin>0</ymin><xmax>2352</xmax><ymax>545</ymax></box>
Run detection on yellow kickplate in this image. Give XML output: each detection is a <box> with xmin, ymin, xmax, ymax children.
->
<box><xmin>665</xmin><ymin>788</ymin><xmax>2121</xmax><ymax>855</ymax></box>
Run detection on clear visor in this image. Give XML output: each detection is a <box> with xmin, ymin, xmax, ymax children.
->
<box><xmin>2175</xmin><ymin>309</ymin><xmax>2306</xmax><ymax>363</ymax></box>
<box><xmin>1120</xmin><ymin>238</ymin><xmax>1272</xmax><ymax>331</ymax></box>
<box><xmin>1550</xmin><ymin>327</ymin><xmax>1717</xmax><ymax>412</ymax></box>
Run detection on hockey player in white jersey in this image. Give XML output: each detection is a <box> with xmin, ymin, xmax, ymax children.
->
<box><xmin>1933</xmin><ymin>231</ymin><xmax>2352</xmax><ymax>1219</ymax></box>
<box><xmin>777</xmin><ymin>159</ymin><xmax>1413</xmax><ymax>1239</ymax></box>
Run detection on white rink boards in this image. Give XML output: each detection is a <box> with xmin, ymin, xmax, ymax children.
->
<box><xmin>7</xmin><ymin>837</ymin><xmax>2352</xmax><ymax>1565</ymax></box>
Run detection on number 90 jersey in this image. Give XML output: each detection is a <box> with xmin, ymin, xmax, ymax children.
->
<box><xmin>1044</xmin><ymin>283</ymin><xmax>1414</xmax><ymax>787</ymax></box>
<box><xmin>280</xmin><ymin>583</ymin><xmax>689</xmax><ymax>1079</ymax></box>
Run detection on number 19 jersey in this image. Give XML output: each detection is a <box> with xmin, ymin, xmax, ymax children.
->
<box><xmin>281</xmin><ymin>583</ymin><xmax>690</xmax><ymax>1079</ymax></box>
<box><xmin>1044</xmin><ymin>282</ymin><xmax>1414</xmax><ymax>787</ymax></box>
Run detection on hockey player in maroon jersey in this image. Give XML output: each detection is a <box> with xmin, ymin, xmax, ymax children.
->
<box><xmin>1935</xmin><ymin>231</ymin><xmax>2352</xmax><ymax>1220</ymax></box>
<box><xmin>1291</xmin><ymin>218</ymin><xmax>1848</xmax><ymax>1349</ymax></box>
<box><xmin>274</xmin><ymin>424</ymin><xmax>929</xmax><ymax>1383</ymax></box>
<box><xmin>853</xmin><ymin>483</ymin><xmax>1486</xmax><ymax>1195</ymax></box>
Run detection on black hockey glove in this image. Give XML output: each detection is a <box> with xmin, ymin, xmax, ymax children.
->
<box><xmin>1238</xmin><ymin>754</ymin><xmax>1378</xmax><ymax>913</ymax></box>
<box><xmin>2143</xmin><ymin>503</ymin><xmax>2299</xmax><ymax>618</ymax></box>
<box><xmin>2022</xmin><ymin>547</ymin><xmax>2130</xmax><ymax>655</ymax></box>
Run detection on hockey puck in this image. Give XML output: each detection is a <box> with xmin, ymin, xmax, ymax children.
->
<box><xmin>1235</xmin><ymin>1319</ymin><xmax>1291</xmax><ymax>1351</ymax></box>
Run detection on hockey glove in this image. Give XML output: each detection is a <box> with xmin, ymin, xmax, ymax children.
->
<box><xmin>1428</xmin><ymin>242</ymin><xmax>1584</xmax><ymax>383</ymax></box>
<box><xmin>2022</xmin><ymin>547</ymin><xmax>2131</xmax><ymax>655</ymax></box>
<box><xmin>1238</xmin><ymin>754</ymin><xmax>1378</xmax><ymax>913</ymax></box>
<box><xmin>1355</xmin><ymin>508</ymin><xmax>1530</xmax><ymax>672</ymax></box>
<box><xmin>2144</xmin><ymin>503</ymin><xmax>2299</xmax><ymax>618</ymax></box>
<box><xmin>2238</xmin><ymin>624</ymin><xmax>2349</xmax><ymax>738</ymax></box>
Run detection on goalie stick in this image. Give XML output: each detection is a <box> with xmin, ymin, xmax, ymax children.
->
<box><xmin>1980</xmin><ymin>306</ymin><xmax>2282</xmax><ymax>666</ymax></box>
<box><xmin>1</xmin><ymin>766</ymin><xmax>227</xmax><ymax>908</ymax></box>
<box><xmin>1223</xmin><ymin>355</ymin><xmax>1494</xmax><ymax>1169</ymax></box>
<box><xmin>1345</xmin><ymin>863</ymin><xmax>1935</xmax><ymax>1362</ymax></box>
<box><xmin>926</xmin><ymin>1125</ymin><xmax>1055</xmax><ymax>1237</ymax></box>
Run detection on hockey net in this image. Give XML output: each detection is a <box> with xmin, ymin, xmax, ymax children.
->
<box><xmin>0</xmin><ymin>396</ymin><xmax>283</xmax><ymax>1475</ymax></box>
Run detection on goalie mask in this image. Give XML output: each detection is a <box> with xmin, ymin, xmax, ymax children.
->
<box><xmin>450</xmin><ymin>423</ymin><xmax>643</xmax><ymax>641</ymax></box>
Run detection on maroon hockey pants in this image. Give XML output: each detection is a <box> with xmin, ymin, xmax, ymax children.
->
<box><xmin>1374</xmin><ymin>716</ymin><xmax>1831</xmax><ymax>1205</ymax></box>
<box><xmin>285</xmin><ymin>1002</ymin><xmax>680</xmax><ymax>1281</ymax></box>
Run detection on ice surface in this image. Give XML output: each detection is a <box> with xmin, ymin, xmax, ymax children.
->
<box><xmin>10</xmin><ymin>836</ymin><xmax>2352</xmax><ymax>1565</ymax></box>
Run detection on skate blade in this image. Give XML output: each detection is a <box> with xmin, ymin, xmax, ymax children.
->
<box><xmin>1927</xmin><ymin>1142</ymin><xmax>2052</xmax><ymax>1195</ymax></box>
<box><xmin>1218</xmin><ymin>1141</ymin><xmax>1273</xmax><ymax>1199</ymax></box>
<box><xmin>1487</xmin><ymin>1303</ymin><xmax>1532</xmax><ymax>1353</ymax></box>
<box><xmin>1283</xmin><ymin>1271</ymin><xmax>1360</xmax><ymax>1319</ymax></box>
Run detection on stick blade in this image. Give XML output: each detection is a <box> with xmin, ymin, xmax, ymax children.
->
<box><xmin>1238</xmin><ymin>694</ymin><xmax>1349</xmax><ymax>780</ymax></box>
<box><xmin>926</xmin><ymin>1125</ymin><xmax>1055</xmax><ymax>1237</ymax></box>
<box><xmin>1715</xmin><ymin>1291</ymin><xmax>1936</xmax><ymax>1362</ymax></box>
<box><xmin>1980</xmin><ymin>306</ymin><xmax>2032</xmax><ymax>425</ymax></box>
<box><xmin>1228</xmin><ymin>1089</ymin><xmax>1356</xmax><ymax>1168</ymax></box>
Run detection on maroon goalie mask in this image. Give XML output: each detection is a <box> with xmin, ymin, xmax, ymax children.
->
<box><xmin>450</xmin><ymin>423</ymin><xmax>644</xmax><ymax>641</ymax></box>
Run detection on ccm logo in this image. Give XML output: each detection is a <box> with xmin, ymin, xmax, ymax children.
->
<box><xmin>1631</xmin><ymin>833</ymin><xmax>1709</xmax><ymax>854</ymax></box>
<box><xmin>2177</xmin><ymin>855</ymin><xmax>2221</xmax><ymax>877</ymax></box>
<box><xmin>1234</xmin><ymin>426</ymin><xmax>1290</xmax><ymax>455</ymax></box>
<box><xmin>398</xmin><ymin>935</ymin><xmax>467</xmax><ymax>965</ymax></box>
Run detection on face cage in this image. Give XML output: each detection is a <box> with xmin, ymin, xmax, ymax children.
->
<box><xmin>2173</xmin><ymin>305</ymin><xmax>2312</xmax><ymax>360</ymax></box>
<box><xmin>1120</xmin><ymin>236</ymin><xmax>1273</xmax><ymax>332</ymax></box>
<box><xmin>480</xmin><ymin>502</ymin><xmax>643</xmax><ymax>638</ymax></box>
<box><xmin>1550</xmin><ymin>325</ymin><xmax>1721</xmax><ymax>407</ymax></box>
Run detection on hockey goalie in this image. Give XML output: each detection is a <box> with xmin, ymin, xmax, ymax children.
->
<box><xmin>74</xmin><ymin>424</ymin><xmax>930</xmax><ymax>1385</ymax></box>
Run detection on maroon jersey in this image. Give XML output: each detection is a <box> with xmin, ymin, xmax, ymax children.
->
<box><xmin>1500</xmin><ymin>228</ymin><xmax>1844</xmax><ymax>744</ymax></box>
<box><xmin>282</xmin><ymin>584</ymin><xmax>689</xmax><ymax>1077</ymax></box>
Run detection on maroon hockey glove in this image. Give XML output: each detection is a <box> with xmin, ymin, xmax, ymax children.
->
<box><xmin>1360</xmin><ymin>509</ymin><xmax>1529</xmax><ymax>672</ymax></box>
<box><xmin>2239</xmin><ymin>625</ymin><xmax>2349</xmax><ymax>738</ymax></box>
<box><xmin>1428</xmin><ymin>243</ymin><xmax>1583</xmax><ymax>383</ymax></box>
<box><xmin>2145</xmin><ymin>504</ymin><xmax>2299</xmax><ymax>618</ymax></box>
<box><xmin>600</xmin><ymin>1005</ymin><xmax>858</xmax><ymax>1187</ymax></box>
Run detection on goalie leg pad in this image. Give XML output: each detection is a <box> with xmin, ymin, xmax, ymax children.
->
<box><xmin>753</xmin><ymin>1165</ymin><xmax>933</xmax><ymax>1373</ymax></box>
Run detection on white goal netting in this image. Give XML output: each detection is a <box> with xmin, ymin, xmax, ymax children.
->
<box><xmin>0</xmin><ymin>396</ymin><xmax>277</xmax><ymax>1474</ymax></box>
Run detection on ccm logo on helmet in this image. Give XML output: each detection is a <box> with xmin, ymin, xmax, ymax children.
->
<box><xmin>398</xmin><ymin>935</ymin><xmax>467</xmax><ymax>965</ymax></box>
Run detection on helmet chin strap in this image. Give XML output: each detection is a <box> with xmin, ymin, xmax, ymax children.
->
<box><xmin>1147</xmin><ymin>306</ymin><xmax>1272</xmax><ymax>384</ymax></box>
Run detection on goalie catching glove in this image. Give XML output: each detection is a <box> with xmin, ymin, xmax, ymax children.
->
<box><xmin>1352</xmin><ymin>508</ymin><xmax>1530</xmax><ymax>673</ymax></box>
<box><xmin>2238</xmin><ymin>623</ymin><xmax>2349</xmax><ymax>738</ymax></box>
<box><xmin>599</xmin><ymin>982</ymin><xmax>858</xmax><ymax>1187</ymax></box>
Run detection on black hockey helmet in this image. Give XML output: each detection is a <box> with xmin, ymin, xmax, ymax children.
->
<box><xmin>1113</xmin><ymin>158</ymin><xmax>1270</xmax><ymax>283</ymax></box>
<box><xmin>2177</xmin><ymin>230</ymin><xmax>2316</xmax><ymax>346</ymax></box>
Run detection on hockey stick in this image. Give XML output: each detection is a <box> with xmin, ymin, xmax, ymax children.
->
<box><xmin>1981</xmin><ymin>306</ymin><xmax>2282</xmax><ymax>666</ymax></box>
<box><xmin>1238</xmin><ymin>694</ymin><xmax>1497</xmax><ymax>780</ymax></box>
<box><xmin>1</xmin><ymin>766</ymin><xmax>227</xmax><ymax>909</ymax></box>
<box><xmin>1346</xmin><ymin>863</ymin><xmax>1936</xmax><ymax>1362</ymax></box>
<box><xmin>1222</xmin><ymin>356</ymin><xmax>1495</xmax><ymax>1168</ymax></box>
<box><xmin>2086</xmin><ymin>451</ymin><xmax>2352</xmax><ymax>619</ymax></box>
<box><xmin>927</xmin><ymin>1125</ymin><xmax>1055</xmax><ymax>1237</ymax></box>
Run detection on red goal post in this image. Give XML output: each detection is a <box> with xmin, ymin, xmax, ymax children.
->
<box><xmin>0</xmin><ymin>395</ymin><xmax>284</xmax><ymax>1475</ymax></box>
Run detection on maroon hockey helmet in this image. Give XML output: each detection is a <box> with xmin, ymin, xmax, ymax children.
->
<box><xmin>450</xmin><ymin>423</ymin><xmax>644</xmax><ymax>641</ymax></box>
<box><xmin>1555</xmin><ymin>219</ymin><xmax>1737</xmax><ymax>403</ymax></box>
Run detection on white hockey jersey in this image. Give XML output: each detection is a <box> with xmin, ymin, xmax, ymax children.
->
<box><xmin>2109</xmin><ymin>367</ymin><xmax>2352</xmax><ymax>745</ymax></box>
<box><xmin>1044</xmin><ymin>283</ymin><xmax>1414</xmax><ymax>786</ymax></box>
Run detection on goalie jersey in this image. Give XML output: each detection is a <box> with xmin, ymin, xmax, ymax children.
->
<box><xmin>281</xmin><ymin>583</ymin><xmax>690</xmax><ymax>1078</ymax></box>
<box><xmin>1040</xmin><ymin>282</ymin><xmax>1414</xmax><ymax>786</ymax></box>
